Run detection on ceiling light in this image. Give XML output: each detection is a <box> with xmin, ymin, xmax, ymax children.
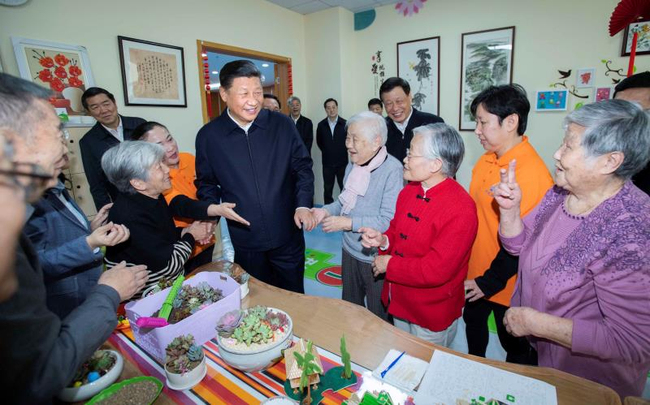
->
<box><xmin>262</xmin><ymin>63</ymin><xmax>269</xmax><ymax>68</ymax></box>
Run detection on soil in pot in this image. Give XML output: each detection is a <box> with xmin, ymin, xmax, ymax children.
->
<box><xmin>93</xmin><ymin>380</ymin><xmax>160</xmax><ymax>405</ymax></box>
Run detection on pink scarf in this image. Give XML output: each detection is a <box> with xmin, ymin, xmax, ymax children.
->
<box><xmin>339</xmin><ymin>146</ymin><xmax>388</xmax><ymax>215</ymax></box>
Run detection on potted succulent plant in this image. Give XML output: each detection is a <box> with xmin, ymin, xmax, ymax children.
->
<box><xmin>153</xmin><ymin>281</ymin><xmax>224</xmax><ymax>324</ymax></box>
<box><xmin>216</xmin><ymin>306</ymin><xmax>293</xmax><ymax>372</ymax></box>
<box><xmin>164</xmin><ymin>334</ymin><xmax>207</xmax><ymax>390</ymax></box>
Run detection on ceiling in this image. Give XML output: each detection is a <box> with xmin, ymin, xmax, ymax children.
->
<box><xmin>264</xmin><ymin>0</ymin><xmax>400</xmax><ymax>14</ymax></box>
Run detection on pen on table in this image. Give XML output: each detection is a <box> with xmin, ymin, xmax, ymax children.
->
<box><xmin>380</xmin><ymin>351</ymin><xmax>405</xmax><ymax>378</ymax></box>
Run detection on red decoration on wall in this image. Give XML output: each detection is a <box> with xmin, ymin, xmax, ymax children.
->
<box><xmin>287</xmin><ymin>63</ymin><xmax>293</xmax><ymax>96</ymax></box>
<box><xmin>609</xmin><ymin>0</ymin><xmax>650</xmax><ymax>76</ymax></box>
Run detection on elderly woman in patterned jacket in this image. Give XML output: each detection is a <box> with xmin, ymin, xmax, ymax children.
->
<box><xmin>359</xmin><ymin>123</ymin><xmax>478</xmax><ymax>348</ymax></box>
<box><xmin>495</xmin><ymin>99</ymin><xmax>650</xmax><ymax>398</ymax></box>
<box><xmin>102</xmin><ymin>141</ymin><xmax>248</xmax><ymax>298</ymax></box>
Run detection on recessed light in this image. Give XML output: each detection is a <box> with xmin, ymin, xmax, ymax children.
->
<box><xmin>212</xmin><ymin>70</ymin><xmax>218</xmax><ymax>74</ymax></box>
<box><xmin>262</xmin><ymin>63</ymin><xmax>269</xmax><ymax>68</ymax></box>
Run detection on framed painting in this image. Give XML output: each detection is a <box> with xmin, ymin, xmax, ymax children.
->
<box><xmin>397</xmin><ymin>36</ymin><xmax>440</xmax><ymax>116</ymax></box>
<box><xmin>11</xmin><ymin>36</ymin><xmax>96</xmax><ymax>126</ymax></box>
<box><xmin>459</xmin><ymin>27</ymin><xmax>515</xmax><ymax>131</ymax></box>
<box><xmin>535</xmin><ymin>89</ymin><xmax>568</xmax><ymax>112</ymax></box>
<box><xmin>118</xmin><ymin>36</ymin><xmax>187</xmax><ymax>107</ymax></box>
<box><xmin>621</xmin><ymin>19</ymin><xmax>650</xmax><ymax>56</ymax></box>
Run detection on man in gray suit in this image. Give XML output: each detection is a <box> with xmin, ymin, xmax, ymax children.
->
<box><xmin>0</xmin><ymin>73</ymin><xmax>149</xmax><ymax>404</ymax></box>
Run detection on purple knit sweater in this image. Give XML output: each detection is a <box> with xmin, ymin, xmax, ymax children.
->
<box><xmin>501</xmin><ymin>181</ymin><xmax>650</xmax><ymax>398</ymax></box>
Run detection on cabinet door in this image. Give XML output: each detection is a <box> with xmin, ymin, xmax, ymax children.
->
<box><xmin>70</xmin><ymin>172</ymin><xmax>97</xmax><ymax>217</ymax></box>
<box><xmin>65</xmin><ymin>127</ymin><xmax>88</xmax><ymax>175</ymax></box>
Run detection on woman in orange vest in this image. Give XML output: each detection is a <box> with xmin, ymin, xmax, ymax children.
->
<box><xmin>463</xmin><ymin>85</ymin><xmax>553</xmax><ymax>364</ymax></box>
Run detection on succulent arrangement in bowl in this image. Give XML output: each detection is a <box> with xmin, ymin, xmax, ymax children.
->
<box><xmin>58</xmin><ymin>350</ymin><xmax>124</xmax><ymax>402</ymax></box>
<box><xmin>165</xmin><ymin>334</ymin><xmax>205</xmax><ymax>375</ymax></box>
<box><xmin>68</xmin><ymin>350</ymin><xmax>117</xmax><ymax>387</ymax></box>
<box><xmin>153</xmin><ymin>282</ymin><xmax>224</xmax><ymax>324</ymax></box>
<box><xmin>216</xmin><ymin>306</ymin><xmax>293</xmax><ymax>372</ymax></box>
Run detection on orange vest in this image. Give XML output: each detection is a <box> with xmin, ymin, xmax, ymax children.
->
<box><xmin>163</xmin><ymin>153</ymin><xmax>215</xmax><ymax>257</ymax></box>
<box><xmin>467</xmin><ymin>136</ymin><xmax>553</xmax><ymax>306</ymax></box>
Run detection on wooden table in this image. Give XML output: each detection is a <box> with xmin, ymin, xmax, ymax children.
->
<box><xmin>106</xmin><ymin>262</ymin><xmax>622</xmax><ymax>404</ymax></box>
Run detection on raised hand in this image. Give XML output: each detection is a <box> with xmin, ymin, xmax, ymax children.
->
<box><xmin>98</xmin><ymin>261</ymin><xmax>149</xmax><ymax>302</ymax></box>
<box><xmin>492</xmin><ymin>159</ymin><xmax>522</xmax><ymax>212</ymax></box>
<box><xmin>310</xmin><ymin>207</ymin><xmax>329</xmax><ymax>225</ymax></box>
<box><xmin>90</xmin><ymin>203</ymin><xmax>113</xmax><ymax>231</ymax></box>
<box><xmin>359</xmin><ymin>227</ymin><xmax>386</xmax><ymax>248</ymax></box>
<box><xmin>86</xmin><ymin>222</ymin><xmax>130</xmax><ymax>249</ymax></box>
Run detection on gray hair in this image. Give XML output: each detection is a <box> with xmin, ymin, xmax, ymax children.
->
<box><xmin>287</xmin><ymin>95</ymin><xmax>301</xmax><ymax>105</ymax></box>
<box><xmin>413</xmin><ymin>123</ymin><xmax>465</xmax><ymax>177</ymax></box>
<box><xmin>0</xmin><ymin>73</ymin><xmax>52</xmax><ymax>141</ymax></box>
<box><xmin>101</xmin><ymin>141</ymin><xmax>165</xmax><ymax>194</ymax></box>
<box><xmin>345</xmin><ymin>111</ymin><xmax>388</xmax><ymax>145</ymax></box>
<box><xmin>564</xmin><ymin>99</ymin><xmax>650</xmax><ymax>180</ymax></box>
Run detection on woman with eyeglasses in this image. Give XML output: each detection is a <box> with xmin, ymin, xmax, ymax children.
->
<box><xmin>360</xmin><ymin>123</ymin><xmax>477</xmax><ymax>347</ymax></box>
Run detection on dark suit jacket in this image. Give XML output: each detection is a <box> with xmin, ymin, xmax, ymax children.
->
<box><xmin>24</xmin><ymin>185</ymin><xmax>103</xmax><ymax>319</ymax></box>
<box><xmin>385</xmin><ymin>108</ymin><xmax>444</xmax><ymax>162</ymax></box>
<box><xmin>79</xmin><ymin>115</ymin><xmax>146</xmax><ymax>210</ymax></box>
<box><xmin>316</xmin><ymin>116</ymin><xmax>348</xmax><ymax>167</ymax></box>
<box><xmin>0</xmin><ymin>233</ymin><xmax>120</xmax><ymax>404</ymax></box>
<box><xmin>196</xmin><ymin>108</ymin><xmax>314</xmax><ymax>251</ymax></box>
<box><xmin>294</xmin><ymin>115</ymin><xmax>314</xmax><ymax>155</ymax></box>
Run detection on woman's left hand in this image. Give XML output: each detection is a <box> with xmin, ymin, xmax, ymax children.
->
<box><xmin>321</xmin><ymin>216</ymin><xmax>352</xmax><ymax>233</ymax></box>
<box><xmin>90</xmin><ymin>203</ymin><xmax>113</xmax><ymax>231</ymax></box>
<box><xmin>503</xmin><ymin>307</ymin><xmax>539</xmax><ymax>337</ymax></box>
<box><xmin>371</xmin><ymin>255</ymin><xmax>391</xmax><ymax>277</ymax></box>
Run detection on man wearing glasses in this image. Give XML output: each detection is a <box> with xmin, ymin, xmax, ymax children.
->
<box><xmin>0</xmin><ymin>73</ymin><xmax>148</xmax><ymax>403</ymax></box>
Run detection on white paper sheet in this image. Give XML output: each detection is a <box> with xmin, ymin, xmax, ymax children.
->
<box><xmin>373</xmin><ymin>349</ymin><xmax>429</xmax><ymax>393</ymax></box>
<box><xmin>413</xmin><ymin>351</ymin><xmax>558</xmax><ymax>405</ymax></box>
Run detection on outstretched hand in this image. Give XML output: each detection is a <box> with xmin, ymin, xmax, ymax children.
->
<box><xmin>359</xmin><ymin>227</ymin><xmax>385</xmax><ymax>249</ymax></box>
<box><xmin>209</xmin><ymin>202</ymin><xmax>250</xmax><ymax>226</ymax></box>
<box><xmin>492</xmin><ymin>159</ymin><xmax>522</xmax><ymax>211</ymax></box>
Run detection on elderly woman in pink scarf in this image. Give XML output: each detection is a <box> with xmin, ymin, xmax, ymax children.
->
<box><xmin>312</xmin><ymin>111</ymin><xmax>403</xmax><ymax>320</ymax></box>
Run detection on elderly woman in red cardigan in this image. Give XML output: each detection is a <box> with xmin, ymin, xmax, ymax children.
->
<box><xmin>361</xmin><ymin>123</ymin><xmax>478</xmax><ymax>347</ymax></box>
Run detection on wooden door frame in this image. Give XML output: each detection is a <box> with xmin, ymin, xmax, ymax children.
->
<box><xmin>197</xmin><ymin>40</ymin><xmax>292</xmax><ymax>123</ymax></box>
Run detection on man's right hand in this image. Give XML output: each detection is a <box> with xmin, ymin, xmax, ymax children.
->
<box><xmin>98</xmin><ymin>261</ymin><xmax>148</xmax><ymax>301</ymax></box>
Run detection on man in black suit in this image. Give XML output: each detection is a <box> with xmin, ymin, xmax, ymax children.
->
<box><xmin>380</xmin><ymin>77</ymin><xmax>444</xmax><ymax>162</ymax></box>
<box><xmin>288</xmin><ymin>95</ymin><xmax>313</xmax><ymax>156</ymax></box>
<box><xmin>196</xmin><ymin>60</ymin><xmax>315</xmax><ymax>294</ymax></box>
<box><xmin>79</xmin><ymin>87</ymin><xmax>145</xmax><ymax>210</ymax></box>
<box><xmin>316</xmin><ymin>98</ymin><xmax>347</xmax><ymax>204</ymax></box>
<box><xmin>0</xmin><ymin>73</ymin><xmax>148</xmax><ymax>404</ymax></box>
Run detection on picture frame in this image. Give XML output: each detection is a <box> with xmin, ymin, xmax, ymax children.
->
<box><xmin>535</xmin><ymin>89</ymin><xmax>568</xmax><ymax>112</ymax></box>
<box><xmin>621</xmin><ymin>19</ymin><xmax>650</xmax><ymax>56</ymax></box>
<box><xmin>397</xmin><ymin>36</ymin><xmax>440</xmax><ymax>116</ymax></box>
<box><xmin>118</xmin><ymin>36</ymin><xmax>187</xmax><ymax>107</ymax></box>
<box><xmin>575</xmin><ymin>68</ymin><xmax>595</xmax><ymax>88</ymax></box>
<box><xmin>11</xmin><ymin>36</ymin><xmax>96</xmax><ymax>126</ymax></box>
<box><xmin>459</xmin><ymin>26</ymin><xmax>515</xmax><ymax>131</ymax></box>
<box><xmin>594</xmin><ymin>86</ymin><xmax>614</xmax><ymax>102</ymax></box>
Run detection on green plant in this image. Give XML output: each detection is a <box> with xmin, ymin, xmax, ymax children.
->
<box><xmin>340</xmin><ymin>335</ymin><xmax>352</xmax><ymax>379</ymax></box>
<box><xmin>159</xmin><ymin>282</ymin><xmax>223</xmax><ymax>324</ymax></box>
<box><xmin>294</xmin><ymin>340</ymin><xmax>321</xmax><ymax>405</ymax></box>
<box><xmin>165</xmin><ymin>334</ymin><xmax>204</xmax><ymax>375</ymax></box>
<box><xmin>228</xmin><ymin>306</ymin><xmax>289</xmax><ymax>347</ymax></box>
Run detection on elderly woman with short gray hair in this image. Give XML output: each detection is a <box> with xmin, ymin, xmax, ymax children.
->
<box><xmin>494</xmin><ymin>99</ymin><xmax>650</xmax><ymax>397</ymax></box>
<box><xmin>360</xmin><ymin>123</ymin><xmax>478</xmax><ymax>347</ymax></box>
<box><xmin>311</xmin><ymin>111</ymin><xmax>403</xmax><ymax>320</ymax></box>
<box><xmin>102</xmin><ymin>141</ymin><xmax>247</xmax><ymax>298</ymax></box>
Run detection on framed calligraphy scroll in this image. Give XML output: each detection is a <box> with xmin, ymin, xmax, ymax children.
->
<box><xmin>118</xmin><ymin>36</ymin><xmax>187</xmax><ymax>107</ymax></box>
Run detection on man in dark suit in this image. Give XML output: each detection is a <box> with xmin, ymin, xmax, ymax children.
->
<box><xmin>79</xmin><ymin>87</ymin><xmax>145</xmax><ymax>210</ymax></box>
<box><xmin>196</xmin><ymin>60</ymin><xmax>315</xmax><ymax>294</ymax></box>
<box><xmin>316</xmin><ymin>98</ymin><xmax>347</xmax><ymax>204</ymax></box>
<box><xmin>0</xmin><ymin>73</ymin><xmax>148</xmax><ymax>404</ymax></box>
<box><xmin>288</xmin><ymin>95</ymin><xmax>313</xmax><ymax>155</ymax></box>
<box><xmin>380</xmin><ymin>77</ymin><xmax>444</xmax><ymax>162</ymax></box>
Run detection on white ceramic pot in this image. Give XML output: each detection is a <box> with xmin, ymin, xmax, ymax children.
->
<box><xmin>217</xmin><ymin>308</ymin><xmax>293</xmax><ymax>373</ymax></box>
<box><xmin>165</xmin><ymin>356</ymin><xmax>207</xmax><ymax>391</ymax></box>
<box><xmin>57</xmin><ymin>350</ymin><xmax>124</xmax><ymax>402</ymax></box>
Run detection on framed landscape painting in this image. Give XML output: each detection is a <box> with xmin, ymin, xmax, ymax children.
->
<box><xmin>459</xmin><ymin>27</ymin><xmax>515</xmax><ymax>131</ymax></box>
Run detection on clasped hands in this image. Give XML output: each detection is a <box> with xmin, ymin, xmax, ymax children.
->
<box><xmin>309</xmin><ymin>208</ymin><xmax>352</xmax><ymax>233</ymax></box>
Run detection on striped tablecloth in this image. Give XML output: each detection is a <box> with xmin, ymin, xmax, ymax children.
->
<box><xmin>109</xmin><ymin>329</ymin><xmax>367</xmax><ymax>404</ymax></box>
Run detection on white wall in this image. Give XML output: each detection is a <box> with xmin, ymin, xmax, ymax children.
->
<box><xmin>0</xmin><ymin>0</ymin><xmax>307</xmax><ymax>155</ymax></box>
<box><xmin>342</xmin><ymin>0</ymin><xmax>649</xmax><ymax>187</ymax></box>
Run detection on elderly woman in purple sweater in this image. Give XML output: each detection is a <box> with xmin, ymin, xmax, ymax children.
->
<box><xmin>493</xmin><ymin>99</ymin><xmax>650</xmax><ymax>398</ymax></box>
